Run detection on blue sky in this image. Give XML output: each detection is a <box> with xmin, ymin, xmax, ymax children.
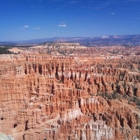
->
<box><xmin>0</xmin><ymin>0</ymin><xmax>140</xmax><ymax>41</ymax></box>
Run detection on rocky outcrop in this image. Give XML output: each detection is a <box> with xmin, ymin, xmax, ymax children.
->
<box><xmin>0</xmin><ymin>53</ymin><xmax>140</xmax><ymax>140</ymax></box>
<box><xmin>135</xmin><ymin>87</ymin><xmax>140</xmax><ymax>97</ymax></box>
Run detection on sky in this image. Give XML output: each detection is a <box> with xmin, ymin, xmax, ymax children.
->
<box><xmin>0</xmin><ymin>0</ymin><xmax>140</xmax><ymax>41</ymax></box>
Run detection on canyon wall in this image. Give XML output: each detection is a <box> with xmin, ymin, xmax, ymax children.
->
<box><xmin>0</xmin><ymin>53</ymin><xmax>140</xmax><ymax>140</ymax></box>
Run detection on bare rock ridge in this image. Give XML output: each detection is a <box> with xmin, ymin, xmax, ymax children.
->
<box><xmin>0</xmin><ymin>44</ymin><xmax>140</xmax><ymax>140</ymax></box>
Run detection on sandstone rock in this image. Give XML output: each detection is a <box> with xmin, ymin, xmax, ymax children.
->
<box><xmin>135</xmin><ymin>87</ymin><xmax>140</xmax><ymax>97</ymax></box>
<box><xmin>0</xmin><ymin>51</ymin><xmax>140</xmax><ymax>140</ymax></box>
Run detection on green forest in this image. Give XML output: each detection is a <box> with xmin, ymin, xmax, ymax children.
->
<box><xmin>0</xmin><ymin>47</ymin><xmax>13</xmax><ymax>54</ymax></box>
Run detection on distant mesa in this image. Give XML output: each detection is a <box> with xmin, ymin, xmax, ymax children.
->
<box><xmin>8</xmin><ymin>47</ymin><xmax>24</xmax><ymax>53</ymax></box>
<box><xmin>1</xmin><ymin>34</ymin><xmax>140</xmax><ymax>47</ymax></box>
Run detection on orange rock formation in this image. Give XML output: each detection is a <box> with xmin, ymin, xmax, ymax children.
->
<box><xmin>0</xmin><ymin>45</ymin><xmax>140</xmax><ymax>140</ymax></box>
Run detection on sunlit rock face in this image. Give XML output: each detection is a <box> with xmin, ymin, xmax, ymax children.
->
<box><xmin>0</xmin><ymin>46</ymin><xmax>140</xmax><ymax>140</ymax></box>
<box><xmin>0</xmin><ymin>132</ymin><xmax>14</xmax><ymax>140</ymax></box>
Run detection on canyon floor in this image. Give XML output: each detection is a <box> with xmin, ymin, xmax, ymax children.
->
<box><xmin>0</xmin><ymin>43</ymin><xmax>140</xmax><ymax>140</ymax></box>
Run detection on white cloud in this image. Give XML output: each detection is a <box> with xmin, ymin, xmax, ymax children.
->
<box><xmin>23</xmin><ymin>25</ymin><xmax>29</xmax><ymax>28</ymax></box>
<box><xmin>20</xmin><ymin>25</ymin><xmax>29</xmax><ymax>29</ymax></box>
<box><xmin>58</xmin><ymin>24</ymin><xmax>67</xmax><ymax>27</ymax></box>
<box><xmin>33</xmin><ymin>27</ymin><xmax>41</xmax><ymax>30</ymax></box>
<box><xmin>95</xmin><ymin>0</ymin><xmax>138</xmax><ymax>10</ymax></box>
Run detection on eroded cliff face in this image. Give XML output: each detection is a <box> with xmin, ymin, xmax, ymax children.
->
<box><xmin>0</xmin><ymin>54</ymin><xmax>140</xmax><ymax>140</ymax></box>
